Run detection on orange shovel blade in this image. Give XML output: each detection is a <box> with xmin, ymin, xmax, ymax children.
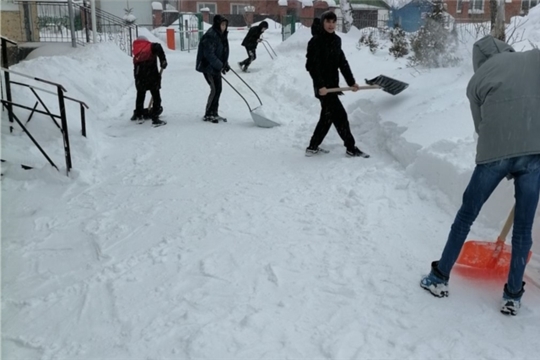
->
<box><xmin>456</xmin><ymin>240</ymin><xmax>532</xmax><ymax>272</ymax></box>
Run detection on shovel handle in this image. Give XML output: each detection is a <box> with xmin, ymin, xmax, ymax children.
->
<box><xmin>496</xmin><ymin>205</ymin><xmax>515</xmax><ymax>244</ymax></box>
<box><xmin>147</xmin><ymin>68</ymin><xmax>165</xmax><ymax>110</ymax></box>
<box><xmin>326</xmin><ymin>85</ymin><xmax>382</xmax><ymax>93</ymax></box>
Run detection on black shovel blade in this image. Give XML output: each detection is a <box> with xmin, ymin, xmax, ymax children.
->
<box><xmin>365</xmin><ymin>75</ymin><xmax>409</xmax><ymax>96</ymax></box>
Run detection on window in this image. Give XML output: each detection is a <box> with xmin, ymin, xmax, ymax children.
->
<box><xmin>457</xmin><ymin>0</ymin><xmax>463</xmax><ymax>13</ymax></box>
<box><xmin>231</xmin><ymin>4</ymin><xmax>248</xmax><ymax>15</ymax></box>
<box><xmin>469</xmin><ymin>0</ymin><xmax>484</xmax><ymax>13</ymax></box>
<box><xmin>522</xmin><ymin>0</ymin><xmax>539</xmax><ymax>12</ymax></box>
<box><xmin>197</xmin><ymin>2</ymin><xmax>217</xmax><ymax>14</ymax></box>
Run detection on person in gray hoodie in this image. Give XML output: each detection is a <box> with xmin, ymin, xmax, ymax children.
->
<box><xmin>420</xmin><ymin>35</ymin><xmax>540</xmax><ymax>316</ymax></box>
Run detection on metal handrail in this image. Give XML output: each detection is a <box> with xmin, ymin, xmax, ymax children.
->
<box><xmin>1</xmin><ymin>65</ymin><xmax>89</xmax><ymax>174</ymax></box>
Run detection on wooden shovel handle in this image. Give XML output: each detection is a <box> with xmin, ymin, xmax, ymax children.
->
<box><xmin>147</xmin><ymin>67</ymin><xmax>165</xmax><ymax>109</ymax></box>
<box><xmin>496</xmin><ymin>205</ymin><xmax>515</xmax><ymax>244</ymax></box>
<box><xmin>326</xmin><ymin>85</ymin><xmax>382</xmax><ymax>93</ymax></box>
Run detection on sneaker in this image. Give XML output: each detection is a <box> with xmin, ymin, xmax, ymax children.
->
<box><xmin>500</xmin><ymin>282</ymin><xmax>525</xmax><ymax>316</ymax></box>
<box><xmin>152</xmin><ymin>119</ymin><xmax>167</xmax><ymax>127</ymax></box>
<box><xmin>346</xmin><ymin>146</ymin><xmax>370</xmax><ymax>158</ymax></box>
<box><xmin>214</xmin><ymin>114</ymin><xmax>227</xmax><ymax>122</ymax></box>
<box><xmin>420</xmin><ymin>261</ymin><xmax>449</xmax><ymax>298</ymax></box>
<box><xmin>305</xmin><ymin>146</ymin><xmax>329</xmax><ymax>157</ymax></box>
<box><xmin>203</xmin><ymin>115</ymin><xmax>215</xmax><ymax>122</ymax></box>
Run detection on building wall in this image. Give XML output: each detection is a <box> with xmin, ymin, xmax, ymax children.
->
<box><xmin>179</xmin><ymin>0</ymin><xmax>334</xmax><ymax>16</ymax></box>
<box><xmin>0</xmin><ymin>1</ymin><xmax>39</xmax><ymax>42</ymax></box>
<box><xmin>444</xmin><ymin>0</ymin><xmax>526</xmax><ymax>22</ymax></box>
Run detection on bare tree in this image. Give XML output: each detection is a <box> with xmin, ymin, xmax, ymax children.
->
<box><xmin>490</xmin><ymin>0</ymin><xmax>505</xmax><ymax>41</ymax></box>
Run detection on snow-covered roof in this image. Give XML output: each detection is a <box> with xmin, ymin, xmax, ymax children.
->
<box><xmin>152</xmin><ymin>2</ymin><xmax>163</xmax><ymax>11</ymax></box>
<box><xmin>278</xmin><ymin>0</ymin><xmax>288</xmax><ymax>6</ymax></box>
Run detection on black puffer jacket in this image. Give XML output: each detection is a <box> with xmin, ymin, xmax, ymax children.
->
<box><xmin>196</xmin><ymin>15</ymin><xmax>229</xmax><ymax>75</ymax></box>
<box><xmin>241</xmin><ymin>23</ymin><xmax>266</xmax><ymax>49</ymax></box>
<box><xmin>305</xmin><ymin>30</ymin><xmax>355</xmax><ymax>98</ymax></box>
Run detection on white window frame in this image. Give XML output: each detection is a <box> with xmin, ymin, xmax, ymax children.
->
<box><xmin>468</xmin><ymin>0</ymin><xmax>485</xmax><ymax>13</ymax></box>
<box><xmin>522</xmin><ymin>0</ymin><xmax>539</xmax><ymax>12</ymax></box>
<box><xmin>197</xmin><ymin>2</ymin><xmax>217</xmax><ymax>14</ymax></box>
<box><xmin>230</xmin><ymin>3</ymin><xmax>248</xmax><ymax>15</ymax></box>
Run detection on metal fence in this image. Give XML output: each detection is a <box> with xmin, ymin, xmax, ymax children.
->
<box><xmin>17</xmin><ymin>1</ymin><xmax>136</xmax><ymax>56</ymax></box>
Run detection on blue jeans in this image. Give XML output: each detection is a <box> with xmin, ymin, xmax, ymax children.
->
<box><xmin>438</xmin><ymin>155</ymin><xmax>540</xmax><ymax>294</ymax></box>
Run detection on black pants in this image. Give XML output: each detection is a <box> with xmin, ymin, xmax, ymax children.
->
<box><xmin>204</xmin><ymin>72</ymin><xmax>222</xmax><ymax>116</ymax></box>
<box><xmin>135</xmin><ymin>87</ymin><xmax>161</xmax><ymax>116</ymax></box>
<box><xmin>309</xmin><ymin>95</ymin><xmax>355</xmax><ymax>150</ymax></box>
<box><xmin>239</xmin><ymin>48</ymin><xmax>256</xmax><ymax>69</ymax></box>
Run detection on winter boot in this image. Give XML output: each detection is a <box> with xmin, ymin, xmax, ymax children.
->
<box><xmin>420</xmin><ymin>261</ymin><xmax>449</xmax><ymax>298</ymax></box>
<box><xmin>130</xmin><ymin>111</ymin><xmax>143</xmax><ymax>121</ymax></box>
<box><xmin>500</xmin><ymin>282</ymin><xmax>525</xmax><ymax>316</ymax></box>
<box><xmin>305</xmin><ymin>146</ymin><xmax>329</xmax><ymax>157</ymax></box>
<box><xmin>346</xmin><ymin>146</ymin><xmax>370</xmax><ymax>158</ymax></box>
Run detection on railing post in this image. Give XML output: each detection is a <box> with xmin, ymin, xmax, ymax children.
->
<box><xmin>57</xmin><ymin>86</ymin><xmax>72</xmax><ymax>175</ymax></box>
<box><xmin>1</xmin><ymin>38</ymin><xmax>14</xmax><ymax>128</ymax></box>
<box><xmin>80</xmin><ymin>103</ymin><xmax>86</xmax><ymax>137</ymax></box>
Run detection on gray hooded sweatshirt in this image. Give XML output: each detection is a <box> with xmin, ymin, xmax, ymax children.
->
<box><xmin>466</xmin><ymin>35</ymin><xmax>540</xmax><ymax>164</ymax></box>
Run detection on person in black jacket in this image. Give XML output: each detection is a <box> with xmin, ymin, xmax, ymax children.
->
<box><xmin>305</xmin><ymin>12</ymin><xmax>368</xmax><ymax>158</ymax></box>
<box><xmin>196</xmin><ymin>14</ymin><xmax>230</xmax><ymax>123</ymax></box>
<box><xmin>130</xmin><ymin>36</ymin><xmax>167</xmax><ymax>126</ymax></box>
<box><xmin>238</xmin><ymin>21</ymin><xmax>268</xmax><ymax>72</ymax></box>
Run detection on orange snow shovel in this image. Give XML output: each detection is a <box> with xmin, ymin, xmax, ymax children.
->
<box><xmin>456</xmin><ymin>205</ymin><xmax>533</xmax><ymax>276</ymax></box>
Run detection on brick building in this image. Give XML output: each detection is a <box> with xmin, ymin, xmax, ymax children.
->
<box><xmin>443</xmin><ymin>0</ymin><xmax>537</xmax><ymax>22</ymax></box>
<box><xmin>175</xmin><ymin>0</ymin><xmax>337</xmax><ymax>26</ymax></box>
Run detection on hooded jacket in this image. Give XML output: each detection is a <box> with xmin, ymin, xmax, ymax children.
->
<box><xmin>241</xmin><ymin>21</ymin><xmax>268</xmax><ymax>49</ymax></box>
<box><xmin>196</xmin><ymin>15</ymin><xmax>229</xmax><ymax>75</ymax></box>
<box><xmin>305</xmin><ymin>17</ymin><xmax>355</xmax><ymax>98</ymax></box>
<box><xmin>466</xmin><ymin>35</ymin><xmax>540</xmax><ymax>164</ymax></box>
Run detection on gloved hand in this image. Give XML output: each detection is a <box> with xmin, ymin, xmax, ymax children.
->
<box><xmin>161</xmin><ymin>60</ymin><xmax>168</xmax><ymax>70</ymax></box>
<box><xmin>221</xmin><ymin>63</ymin><xmax>230</xmax><ymax>75</ymax></box>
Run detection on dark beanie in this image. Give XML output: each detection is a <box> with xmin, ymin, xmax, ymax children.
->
<box><xmin>321</xmin><ymin>11</ymin><xmax>337</xmax><ymax>22</ymax></box>
<box><xmin>260</xmin><ymin>21</ymin><xmax>269</xmax><ymax>29</ymax></box>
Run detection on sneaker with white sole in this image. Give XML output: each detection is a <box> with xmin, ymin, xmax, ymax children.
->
<box><xmin>305</xmin><ymin>146</ymin><xmax>329</xmax><ymax>157</ymax></box>
<box><xmin>420</xmin><ymin>261</ymin><xmax>449</xmax><ymax>298</ymax></box>
<box><xmin>346</xmin><ymin>146</ymin><xmax>370</xmax><ymax>158</ymax></box>
<box><xmin>500</xmin><ymin>282</ymin><xmax>525</xmax><ymax>316</ymax></box>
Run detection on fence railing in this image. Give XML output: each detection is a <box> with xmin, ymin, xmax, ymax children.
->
<box><xmin>17</xmin><ymin>0</ymin><xmax>137</xmax><ymax>56</ymax></box>
<box><xmin>1</xmin><ymin>36</ymin><xmax>89</xmax><ymax>175</ymax></box>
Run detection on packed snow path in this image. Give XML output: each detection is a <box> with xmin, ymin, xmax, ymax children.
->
<box><xmin>3</xmin><ymin>29</ymin><xmax>540</xmax><ymax>359</ymax></box>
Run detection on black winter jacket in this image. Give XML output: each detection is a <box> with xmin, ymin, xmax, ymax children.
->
<box><xmin>196</xmin><ymin>15</ymin><xmax>229</xmax><ymax>75</ymax></box>
<box><xmin>305</xmin><ymin>31</ymin><xmax>355</xmax><ymax>98</ymax></box>
<box><xmin>241</xmin><ymin>25</ymin><xmax>264</xmax><ymax>49</ymax></box>
<box><xmin>134</xmin><ymin>43</ymin><xmax>166</xmax><ymax>91</ymax></box>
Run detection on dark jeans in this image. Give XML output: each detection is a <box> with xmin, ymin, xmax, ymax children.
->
<box><xmin>203</xmin><ymin>73</ymin><xmax>222</xmax><ymax>116</ymax></box>
<box><xmin>135</xmin><ymin>87</ymin><xmax>161</xmax><ymax>116</ymax></box>
<box><xmin>438</xmin><ymin>154</ymin><xmax>540</xmax><ymax>294</ymax></box>
<box><xmin>239</xmin><ymin>48</ymin><xmax>256</xmax><ymax>69</ymax></box>
<box><xmin>309</xmin><ymin>94</ymin><xmax>356</xmax><ymax>150</ymax></box>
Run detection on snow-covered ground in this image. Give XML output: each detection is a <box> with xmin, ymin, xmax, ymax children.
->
<box><xmin>2</xmin><ymin>9</ymin><xmax>540</xmax><ymax>359</ymax></box>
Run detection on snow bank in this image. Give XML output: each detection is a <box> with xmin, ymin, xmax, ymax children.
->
<box><xmin>2</xmin><ymin>43</ymin><xmax>133</xmax><ymax>180</ymax></box>
<box><xmin>263</xmin><ymin>24</ymin><xmax>540</xmax><ymax>245</ymax></box>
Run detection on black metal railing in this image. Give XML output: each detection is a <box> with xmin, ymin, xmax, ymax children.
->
<box><xmin>1</xmin><ymin>36</ymin><xmax>89</xmax><ymax>175</ymax></box>
<box><xmin>81</xmin><ymin>2</ymin><xmax>137</xmax><ymax>55</ymax></box>
<box><xmin>17</xmin><ymin>0</ymin><xmax>136</xmax><ymax>56</ymax></box>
